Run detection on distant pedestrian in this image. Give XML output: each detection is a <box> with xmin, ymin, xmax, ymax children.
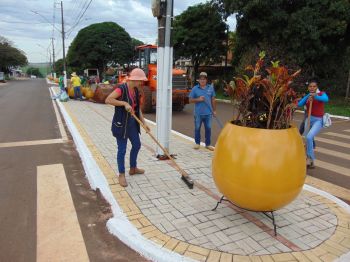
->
<box><xmin>59</xmin><ymin>71</ymin><xmax>65</xmax><ymax>91</ymax></box>
<box><xmin>52</xmin><ymin>71</ymin><xmax>65</xmax><ymax>100</ymax></box>
<box><xmin>70</xmin><ymin>72</ymin><xmax>83</xmax><ymax>100</ymax></box>
<box><xmin>189</xmin><ymin>72</ymin><xmax>216</xmax><ymax>151</ymax></box>
<box><xmin>298</xmin><ymin>80</ymin><xmax>329</xmax><ymax>169</ymax></box>
<box><xmin>105</xmin><ymin>68</ymin><xmax>150</xmax><ymax>187</ymax></box>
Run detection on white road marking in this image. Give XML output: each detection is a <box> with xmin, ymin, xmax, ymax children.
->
<box><xmin>37</xmin><ymin>164</ymin><xmax>89</xmax><ymax>262</ymax></box>
<box><xmin>49</xmin><ymin>88</ymin><xmax>68</xmax><ymax>141</ymax></box>
<box><xmin>323</xmin><ymin>132</ymin><xmax>350</xmax><ymax>140</ymax></box>
<box><xmin>315</xmin><ymin>137</ymin><xmax>350</xmax><ymax>149</ymax></box>
<box><xmin>316</xmin><ymin>160</ymin><xmax>350</xmax><ymax>177</ymax></box>
<box><xmin>0</xmin><ymin>139</ymin><xmax>64</xmax><ymax>148</ymax></box>
<box><xmin>315</xmin><ymin>147</ymin><xmax>350</xmax><ymax>161</ymax></box>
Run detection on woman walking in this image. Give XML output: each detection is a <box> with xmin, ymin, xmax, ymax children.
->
<box><xmin>298</xmin><ymin>80</ymin><xmax>329</xmax><ymax>169</ymax></box>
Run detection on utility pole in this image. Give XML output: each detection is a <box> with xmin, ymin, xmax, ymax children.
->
<box><xmin>49</xmin><ymin>52</ymin><xmax>52</xmax><ymax>77</ymax></box>
<box><xmin>60</xmin><ymin>1</ymin><xmax>67</xmax><ymax>87</ymax></box>
<box><xmin>346</xmin><ymin>69</ymin><xmax>350</xmax><ymax>101</ymax></box>
<box><xmin>153</xmin><ymin>0</ymin><xmax>173</xmax><ymax>156</ymax></box>
<box><xmin>51</xmin><ymin>37</ymin><xmax>56</xmax><ymax>77</ymax></box>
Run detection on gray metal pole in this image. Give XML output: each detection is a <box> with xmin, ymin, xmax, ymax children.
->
<box><xmin>156</xmin><ymin>0</ymin><xmax>173</xmax><ymax>155</ymax></box>
<box><xmin>51</xmin><ymin>37</ymin><xmax>56</xmax><ymax>77</ymax></box>
<box><xmin>61</xmin><ymin>1</ymin><xmax>67</xmax><ymax>87</ymax></box>
<box><xmin>346</xmin><ymin>69</ymin><xmax>350</xmax><ymax>100</ymax></box>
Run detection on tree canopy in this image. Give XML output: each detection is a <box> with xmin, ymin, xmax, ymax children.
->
<box><xmin>212</xmin><ymin>0</ymin><xmax>350</xmax><ymax>94</ymax></box>
<box><xmin>66</xmin><ymin>22</ymin><xmax>134</xmax><ymax>74</ymax></box>
<box><xmin>0</xmin><ymin>36</ymin><xmax>28</xmax><ymax>73</ymax></box>
<box><xmin>173</xmin><ymin>3</ymin><xmax>227</xmax><ymax>80</ymax></box>
<box><xmin>26</xmin><ymin>67</ymin><xmax>43</xmax><ymax>78</ymax></box>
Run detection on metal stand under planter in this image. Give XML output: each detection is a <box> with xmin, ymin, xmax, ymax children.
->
<box><xmin>212</xmin><ymin>195</ymin><xmax>278</xmax><ymax>236</ymax></box>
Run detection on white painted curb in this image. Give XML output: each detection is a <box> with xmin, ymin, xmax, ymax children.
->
<box><xmin>50</xmin><ymin>86</ymin><xmax>195</xmax><ymax>262</ymax></box>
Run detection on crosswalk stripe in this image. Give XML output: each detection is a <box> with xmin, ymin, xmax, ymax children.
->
<box><xmin>315</xmin><ymin>147</ymin><xmax>350</xmax><ymax>161</ymax></box>
<box><xmin>315</xmin><ymin>137</ymin><xmax>350</xmax><ymax>149</ymax></box>
<box><xmin>316</xmin><ymin>160</ymin><xmax>350</xmax><ymax>177</ymax></box>
<box><xmin>0</xmin><ymin>139</ymin><xmax>64</xmax><ymax>148</ymax></box>
<box><xmin>344</xmin><ymin>129</ymin><xmax>350</xmax><ymax>133</ymax></box>
<box><xmin>37</xmin><ymin>164</ymin><xmax>89</xmax><ymax>262</ymax></box>
<box><xmin>323</xmin><ymin>132</ymin><xmax>350</xmax><ymax>140</ymax></box>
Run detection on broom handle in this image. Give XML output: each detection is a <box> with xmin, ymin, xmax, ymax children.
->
<box><xmin>131</xmin><ymin>112</ymin><xmax>189</xmax><ymax>178</ymax></box>
<box><xmin>307</xmin><ymin>98</ymin><xmax>313</xmax><ymax>132</ymax></box>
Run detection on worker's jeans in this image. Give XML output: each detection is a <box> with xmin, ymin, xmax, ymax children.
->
<box><xmin>116</xmin><ymin>118</ymin><xmax>141</xmax><ymax>173</ymax></box>
<box><xmin>305</xmin><ymin>116</ymin><xmax>323</xmax><ymax>160</ymax></box>
<box><xmin>194</xmin><ymin>114</ymin><xmax>212</xmax><ymax>146</ymax></box>
<box><xmin>74</xmin><ymin>86</ymin><xmax>82</xmax><ymax>100</ymax></box>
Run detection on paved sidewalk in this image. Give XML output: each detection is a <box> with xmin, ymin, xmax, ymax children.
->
<box><xmin>54</xmin><ymin>87</ymin><xmax>350</xmax><ymax>262</ymax></box>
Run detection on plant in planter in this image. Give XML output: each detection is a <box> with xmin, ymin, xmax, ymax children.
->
<box><xmin>212</xmin><ymin>52</ymin><xmax>306</xmax><ymax>212</ymax></box>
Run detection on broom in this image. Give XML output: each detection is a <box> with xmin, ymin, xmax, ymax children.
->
<box><xmin>131</xmin><ymin>112</ymin><xmax>194</xmax><ymax>189</ymax></box>
<box><xmin>304</xmin><ymin>97</ymin><xmax>313</xmax><ymax>157</ymax></box>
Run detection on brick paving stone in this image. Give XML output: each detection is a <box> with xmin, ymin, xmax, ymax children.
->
<box><xmin>196</xmin><ymin>221</ymin><xmax>215</xmax><ymax>230</ymax></box>
<box><xmin>229</xmin><ymin>232</ymin><xmax>249</xmax><ymax>242</ymax></box>
<box><xmin>207</xmin><ymin>250</ymin><xmax>221</xmax><ymax>262</ymax></box>
<box><xmin>220</xmin><ymin>253</ymin><xmax>233</xmax><ymax>262</ymax></box>
<box><xmin>62</xmin><ymin>100</ymin><xmax>343</xmax><ymax>257</ymax></box>
<box><xmin>219</xmin><ymin>243</ymin><xmax>240</xmax><ymax>253</ymax></box>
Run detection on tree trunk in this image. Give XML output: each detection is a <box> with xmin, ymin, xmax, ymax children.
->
<box><xmin>193</xmin><ymin>60</ymin><xmax>199</xmax><ymax>86</ymax></box>
<box><xmin>346</xmin><ymin>69</ymin><xmax>350</xmax><ymax>101</ymax></box>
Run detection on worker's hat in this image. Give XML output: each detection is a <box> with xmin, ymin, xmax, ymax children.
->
<box><xmin>128</xmin><ymin>68</ymin><xmax>148</xmax><ymax>81</ymax></box>
<box><xmin>71</xmin><ymin>72</ymin><xmax>77</xmax><ymax>77</ymax></box>
<box><xmin>199</xmin><ymin>72</ymin><xmax>207</xmax><ymax>78</ymax></box>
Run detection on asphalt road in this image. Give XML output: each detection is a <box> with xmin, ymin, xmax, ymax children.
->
<box><xmin>144</xmin><ymin>100</ymin><xmax>350</xmax><ymax>200</ymax></box>
<box><xmin>0</xmin><ymin>79</ymin><xmax>146</xmax><ymax>262</ymax></box>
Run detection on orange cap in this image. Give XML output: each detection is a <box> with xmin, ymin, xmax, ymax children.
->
<box><xmin>128</xmin><ymin>68</ymin><xmax>148</xmax><ymax>81</ymax></box>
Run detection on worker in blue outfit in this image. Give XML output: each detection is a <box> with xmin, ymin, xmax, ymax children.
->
<box><xmin>189</xmin><ymin>72</ymin><xmax>216</xmax><ymax>151</ymax></box>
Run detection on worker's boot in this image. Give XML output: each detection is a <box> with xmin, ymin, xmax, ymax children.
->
<box><xmin>118</xmin><ymin>173</ymin><xmax>128</xmax><ymax>187</ymax></box>
<box><xmin>129</xmin><ymin>167</ymin><xmax>145</xmax><ymax>175</ymax></box>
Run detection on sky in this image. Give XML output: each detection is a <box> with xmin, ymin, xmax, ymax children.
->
<box><xmin>0</xmin><ymin>0</ymin><xmax>236</xmax><ymax>63</ymax></box>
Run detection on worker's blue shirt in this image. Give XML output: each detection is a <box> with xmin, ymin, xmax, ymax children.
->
<box><xmin>189</xmin><ymin>84</ymin><xmax>216</xmax><ymax>115</ymax></box>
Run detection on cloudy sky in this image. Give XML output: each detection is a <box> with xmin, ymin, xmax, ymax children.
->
<box><xmin>0</xmin><ymin>0</ymin><xmax>236</xmax><ymax>63</ymax></box>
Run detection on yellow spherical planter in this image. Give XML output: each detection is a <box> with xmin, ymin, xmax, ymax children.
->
<box><xmin>68</xmin><ymin>87</ymin><xmax>75</xmax><ymax>98</ymax></box>
<box><xmin>85</xmin><ymin>88</ymin><xmax>94</xmax><ymax>99</ymax></box>
<box><xmin>212</xmin><ymin>123</ymin><xmax>306</xmax><ymax>211</ymax></box>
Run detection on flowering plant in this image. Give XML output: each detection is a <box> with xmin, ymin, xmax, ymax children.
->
<box><xmin>225</xmin><ymin>52</ymin><xmax>300</xmax><ymax>129</ymax></box>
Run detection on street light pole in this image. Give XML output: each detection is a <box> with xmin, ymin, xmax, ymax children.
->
<box><xmin>154</xmin><ymin>0</ymin><xmax>173</xmax><ymax>156</ymax></box>
<box><xmin>60</xmin><ymin>1</ymin><xmax>67</xmax><ymax>87</ymax></box>
<box><xmin>51</xmin><ymin>37</ymin><xmax>56</xmax><ymax>77</ymax></box>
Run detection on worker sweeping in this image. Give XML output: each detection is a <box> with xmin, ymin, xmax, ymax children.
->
<box><xmin>105</xmin><ymin>68</ymin><xmax>150</xmax><ymax>187</ymax></box>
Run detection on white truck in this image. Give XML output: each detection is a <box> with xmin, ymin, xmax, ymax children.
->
<box><xmin>83</xmin><ymin>68</ymin><xmax>99</xmax><ymax>84</ymax></box>
<box><xmin>0</xmin><ymin>72</ymin><xmax>4</xmax><ymax>82</ymax></box>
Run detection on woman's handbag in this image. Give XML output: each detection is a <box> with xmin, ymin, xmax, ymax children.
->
<box><xmin>323</xmin><ymin>113</ymin><xmax>332</xmax><ymax>128</ymax></box>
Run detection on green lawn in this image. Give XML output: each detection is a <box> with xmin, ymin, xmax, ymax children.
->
<box><xmin>215</xmin><ymin>88</ymin><xmax>350</xmax><ymax>117</ymax></box>
<box><xmin>325</xmin><ymin>96</ymin><xmax>350</xmax><ymax>117</ymax></box>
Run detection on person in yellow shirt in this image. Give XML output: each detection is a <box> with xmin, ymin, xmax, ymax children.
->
<box><xmin>70</xmin><ymin>72</ymin><xmax>83</xmax><ymax>100</ymax></box>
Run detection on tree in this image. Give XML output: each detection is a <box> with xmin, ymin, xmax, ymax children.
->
<box><xmin>212</xmin><ymin>0</ymin><xmax>350</xmax><ymax>95</ymax></box>
<box><xmin>131</xmin><ymin>38</ymin><xmax>144</xmax><ymax>64</ymax></box>
<box><xmin>0</xmin><ymin>36</ymin><xmax>28</xmax><ymax>73</ymax></box>
<box><xmin>67</xmin><ymin>22</ymin><xmax>134</xmax><ymax>74</ymax></box>
<box><xmin>173</xmin><ymin>3</ymin><xmax>227</xmax><ymax>81</ymax></box>
<box><xmin>26</xmin><ymin>67</ymin><xmax>43</xmax><ymax>78</ymax></box>
<box><xmin>54</xmin><ymin>58</ymin><xmax>64</xmax><ymax>75</ymax></box>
